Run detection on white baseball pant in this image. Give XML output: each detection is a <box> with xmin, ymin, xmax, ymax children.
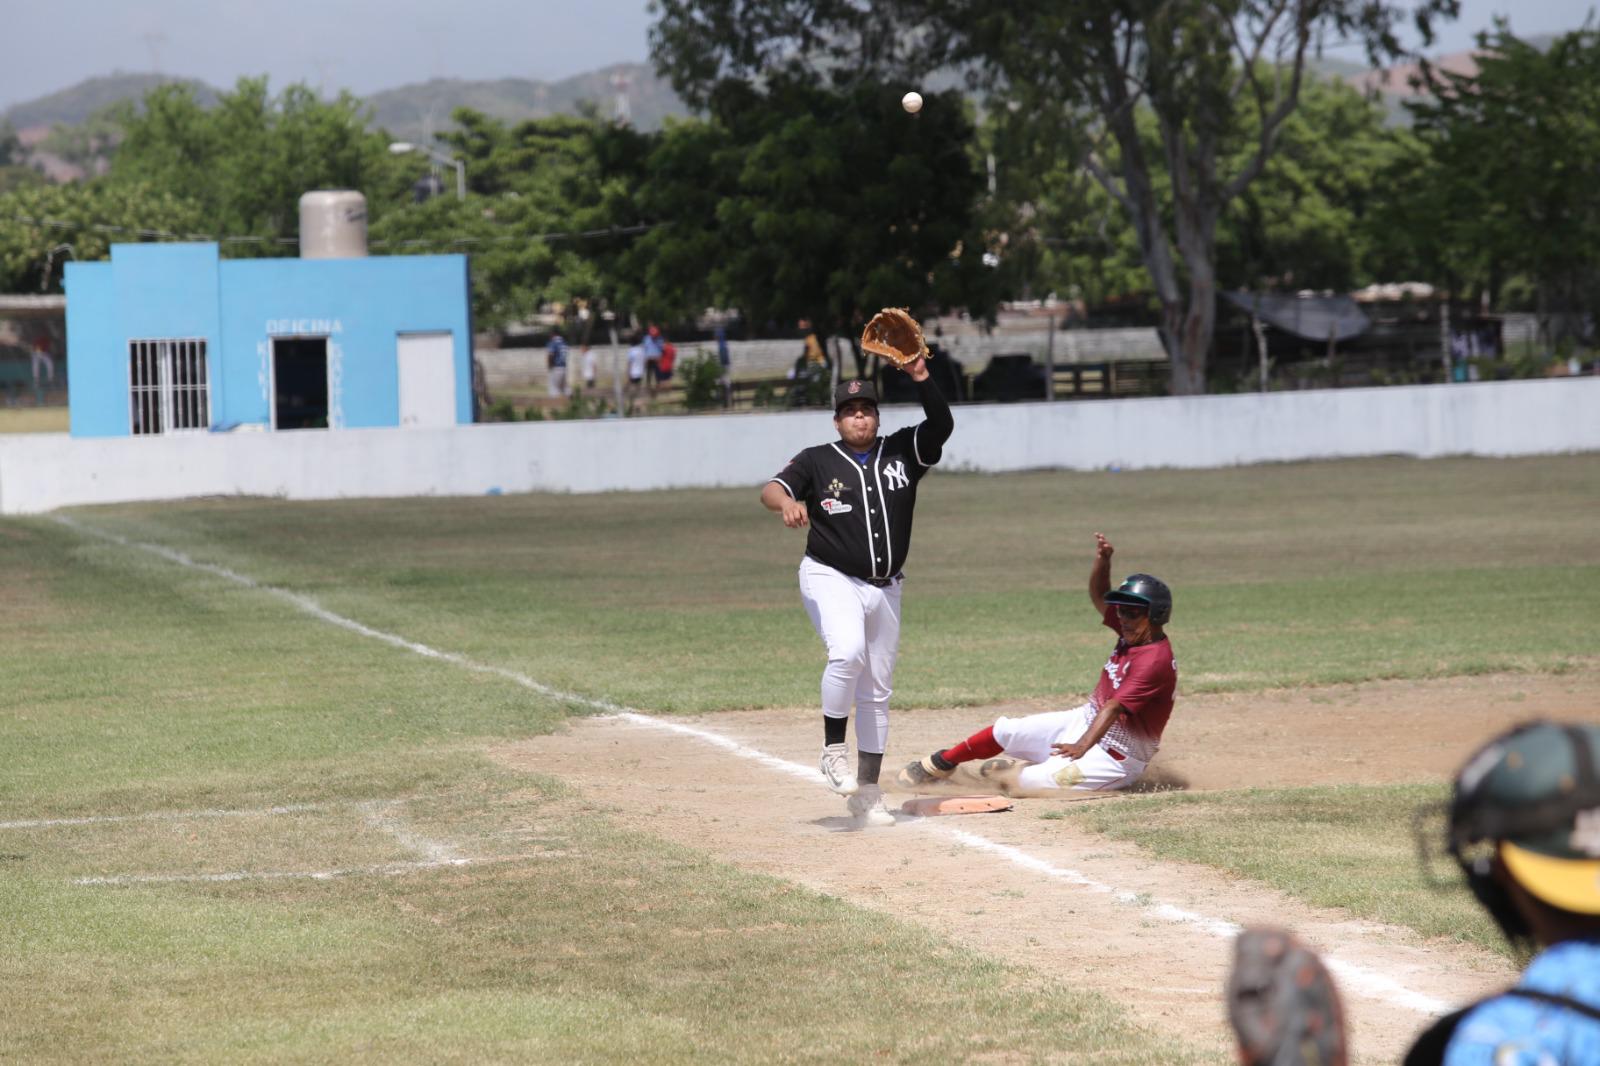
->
<box><xmin>797</xmin><ymin>555</ymin><xmax>900</xmax><ymax>754</ymax></box>
<box><xmin>992</xmin><ymin>705</ymin><xmax>1148</xmax><ymax>792</ymax></box>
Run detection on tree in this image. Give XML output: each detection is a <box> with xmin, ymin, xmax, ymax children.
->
<box><xmin>0</xmin><ymin>180</ymin><xmax>204</xmax><ymax>292</ymax></box>
<box><xmin>369</xmin><ymin>110</ymin><xmax>620</xmax><ymax>330</ymax></box>
<box><xmin>992</xmin><ymin>72</ymin><xmax>1407</xmax><ymax>330</ymax></box>
<box><xmin>107</xmin><ymin>78</ymin><xmax>410</xmax><ymax>254</ymax></box>
<box><xmin>1218</xmin><ymin>72</ymin><xmax>1414</xmax><ymax>293</ymax></box>
<box><xmin>0</xmin><ymin>121</ymin><xmax>46</xmax><ymax>196</ymax></box>
<box><xmin>599</xmin><ymin>76</ymin><xmax>1001</xmax><ymax>360</ymax></box>
<box><xmin>0</xmin><ymin>122</ymin><xmax>21</xmax><ymax>168</ymax></box>
<box><xmin>39</xmin><ymin>106</ymin><xmax>122</xmax><ymax>175</ymax></box>
<box><xmin>651</xmin><ymin>0</ymin><xmax>1457</xmax><ymax>393</ymax></box>
<box><xmin>1398</xmin><ymin>23</ymin><xmax>1600</xmax><ymax>341</ymax></box>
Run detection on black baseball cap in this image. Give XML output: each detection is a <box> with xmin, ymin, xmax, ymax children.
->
<box><xmin>834</xmin><ymin>379</ymin><xmax>879</xmax><ymax>413</ymax></box>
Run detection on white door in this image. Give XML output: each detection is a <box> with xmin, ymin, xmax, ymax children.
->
<box><xmin>396</xmin><ymin>332</ymin><xmax>457</xmax><ymax>427</ymax></box>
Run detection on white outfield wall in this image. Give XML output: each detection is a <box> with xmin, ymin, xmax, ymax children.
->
<box><xmin>1</xmin><ymin>377</ymin><xmax>1596</xmax><ymax>515</ymax></box>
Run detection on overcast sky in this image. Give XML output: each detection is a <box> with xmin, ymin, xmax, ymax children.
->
<box><xmin>3</xmin><ymin>0</ymin><xmax>1594</xmax><ymax>113</ymax></box>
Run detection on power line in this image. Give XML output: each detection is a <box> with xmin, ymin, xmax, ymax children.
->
<box><xmin>5</xmin><ymin>214</ymin><xmax>658</xmax><ymax>249</ymax></box>
<box><xmin>372</xmin><ymin>223</ymin><xmax>656</xmax><ymax>248</ymax></box>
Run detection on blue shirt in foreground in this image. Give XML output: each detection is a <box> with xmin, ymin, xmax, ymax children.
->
<box><xmin>1445</xmin><ymin>938</ymin><xmax>1600</xmax><ymax>1065</ymax></box>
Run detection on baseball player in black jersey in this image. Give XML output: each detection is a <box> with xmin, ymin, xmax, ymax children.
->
<box><xmin>760</xmin><ymin>355</ymin><xmax>954</xmax><ymax>826</ymax></box>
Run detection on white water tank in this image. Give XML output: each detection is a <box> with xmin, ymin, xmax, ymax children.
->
<box><xmin>298</xmin><ymin>190</ymin><xmax>368</xmax><ymax>259</ymax></box>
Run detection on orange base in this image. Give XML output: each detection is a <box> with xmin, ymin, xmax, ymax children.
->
<box><xmin>899</xmin><ymin>795</ymin><xmax>1015</xmax><ymax>816</ymax></box>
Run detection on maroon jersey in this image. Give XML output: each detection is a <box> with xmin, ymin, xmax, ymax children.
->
<box><xmin>1089</xmin><ymin>606</ymin><xmax>1177</xmax><ymax>761</ymax></box>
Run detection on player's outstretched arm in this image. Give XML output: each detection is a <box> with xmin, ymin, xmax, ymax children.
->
<box><xmin>899</xmin><ymin>356</ymin><xmax>954</xmax><ymax>452</ymax></box>
<box><xmin>1089</xmin><ymin>532</ymin><xmax>1114</xmax><ymax>612</ymax></box>
<box><xmin>761</xmin><ymin>481</ymin><xmax>808</xmax><ymax>528</ymax></box>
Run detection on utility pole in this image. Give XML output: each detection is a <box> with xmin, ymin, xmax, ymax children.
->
<box><xmin>1045</xmin><ymin>311</ymin><xmax>1056</xmax><ymax>402</ymax></box>
<box><xmin>141</xmin><ymin>31</ymin><xmax>167</xmax><ymax>74</ymax></box>
<box><xmin>1439</xmin><ymin>293</ymin><xmax>1453</xmax><ymax>382</ymax></box>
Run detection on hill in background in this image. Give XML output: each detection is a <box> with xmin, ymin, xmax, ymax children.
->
<box><xmin>2</xmin><ymin>63</ymin><xmax>688</xmax><ymax>143</ymax></box>
<box><xmin>3</xmin><ymin>72</ymin><xmax>218</xmax><ymax>130</ymax></box>
<box><xmin>366</xmin><ymin>63</ymin><xmax>689</xmax><ymax>141</ymax></box>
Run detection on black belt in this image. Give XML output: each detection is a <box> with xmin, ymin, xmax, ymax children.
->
<box><xmin>864</xmin><ymin>574</ymin><xmax>903</xmax><ymax>588</ymax></box>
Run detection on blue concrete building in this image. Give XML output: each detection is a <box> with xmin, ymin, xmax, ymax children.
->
<box><xmin>64</xmin><ymin>242</ymin><xmax>472</xmax><ymax>437</ymax></box>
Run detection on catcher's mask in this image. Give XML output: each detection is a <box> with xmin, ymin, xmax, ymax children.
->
<box><xmin>1417</xmin><ymin>720</ymin><xmax>1600</xmax><ymax>946</ymax></box>
<box><xmin>1103</xmin><ymin>573</ymin><xmax>1172</xmax><ymax>625</ymax></box>
<box><xmin>833</xmin><ymin>379</ymin><xmax>879</xmax><ymax>415</ymax></box>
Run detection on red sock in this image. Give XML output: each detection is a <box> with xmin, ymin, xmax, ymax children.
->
<box><xmin>938</xmin><ymin>725</ymin><xmax>1002</xmax><ymax>766</ymax></box>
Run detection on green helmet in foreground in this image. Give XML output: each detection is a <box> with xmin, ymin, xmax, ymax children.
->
<box><xmin>1450</xmin><ymin>720</ymin><xmax>1600</xmax><ymax>922</ymax></box>
<box><xmin>1103</xmin><ymin>573</ymin><xmax>1173</xmax><ymax>625</ymax></box>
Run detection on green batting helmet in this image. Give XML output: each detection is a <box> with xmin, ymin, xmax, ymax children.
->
<box><xmin>1103</xmin><ymin>573</ymin><xmax>1173</xmax><ymax>625</ymax></box>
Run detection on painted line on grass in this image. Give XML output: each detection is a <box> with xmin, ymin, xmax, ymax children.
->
<box><xmin>73</xmin><ymin>854</ymin><xmax>542</xmax><ymax>887</ymax></box>
<box><xmin>57</xmin><ymin>516</ymin><xmax>1450</xmax><ymax>1016</ymax></box>
<box><xmin>54</xmin><ymin>516</ymin><xmax>631</xmax><ymax>715</ymax></box>
<box><xmin>0</xmin><ymin>803</ymin><xmax>326</xmax><ymax>831</ymax></box>
<box><xmin>357</xmin><ymin>800</ymin><xmax>462</xmax><ymax>864</ymax></box>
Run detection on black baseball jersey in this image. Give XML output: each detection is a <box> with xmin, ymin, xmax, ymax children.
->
<box><xmin>769</xmin><ymin>378</ymin><xmax>953</xmax><ymax>581</ymax></box>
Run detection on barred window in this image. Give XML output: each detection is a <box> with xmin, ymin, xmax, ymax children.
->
<box><xmin>129</xmin><ymin>339</ymin><xmax>210</xmax><ymax>435</ymax></box>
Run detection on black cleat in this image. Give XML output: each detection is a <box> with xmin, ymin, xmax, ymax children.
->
<box><xmin>895</xmin><ymin>756</ymin><xmax>955</xmax><ymax>790</ymax></box>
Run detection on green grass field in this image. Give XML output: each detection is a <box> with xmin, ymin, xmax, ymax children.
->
<box><xmin>2</xmin><ymin>455</ymin><xmax>1597</xmax><ymax>1061</ymax></box>
<box><xmin>1052</xmin><ymin>783</ymin><xmax>1512</xmax><ymax>955</ymax></box>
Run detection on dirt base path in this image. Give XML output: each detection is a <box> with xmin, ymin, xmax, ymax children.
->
<box><xmin>492</xmin><ymin>668</ymin><xmax>1600</xmax><ymax>1064</ymax></box>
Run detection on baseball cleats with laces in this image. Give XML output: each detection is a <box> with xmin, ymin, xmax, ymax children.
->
<box><xmin>820</xmin><ymin>743</ymin><xmax>858</xmax><ymax>795</ymax></box>
<box><xmin>895</xmin><ymin>754</ymin><xmax>955</xmax><ymax>790</ymax></box>
<box><xmin>847</xmin><ymin>784</ymin><xmax>895</xmax><ymax>827</ymax></box>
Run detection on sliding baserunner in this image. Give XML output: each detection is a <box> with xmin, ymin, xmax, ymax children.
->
<box><xmin>899</xmin><ymin>532</ymin><xmax>1177</xmax><ymax>795</ymax></box>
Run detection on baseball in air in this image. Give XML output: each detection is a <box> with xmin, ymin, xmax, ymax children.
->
<box><xmin>901</xmin><ymin>91</ymin><xmax>923</xmax><ymax>114</ymax></box>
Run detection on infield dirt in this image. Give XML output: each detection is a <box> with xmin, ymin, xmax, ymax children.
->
<box><xmin>495</xmin><ymin>666</ymin><xmax>1600</xmax><ymax>1065</ymax></box>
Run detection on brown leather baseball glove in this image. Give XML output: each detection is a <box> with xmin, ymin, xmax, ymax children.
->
<box><xmin>860</xmin><ymin>307</ymin><xmax>929</xmax><ymax>368</ymax></box>
<box><xmin>1227</xmin><ymin>926</ymin><xmax>1348</xmax><ymax>1066</ymax></box>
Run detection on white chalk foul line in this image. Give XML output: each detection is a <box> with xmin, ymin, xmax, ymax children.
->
<box><xmin>74</xmin><ymin>855</ymin><xmax>541</xmax><ymax>887</ymax></box>
<box><xmin>933</xmin><ymin>825</ymin><xmax>1452</xmax><ymax>1017</ymax></box>
<box><xmin>53</xmin><ymin>516</ymin><xmax>630</xmax><ymax>715</ymax></box>
<box><xmin>55</xmin><ymin>516</ymin><xmax>1452</xmax><ymax>1016</ymax></box>
<box><xmin>612</xmin><ymin>712</ymin><xmax>828</xmax><ymax>787</ymax></box>
<box><xmin>0</xmin><ymin>803</ymin><xmax>325</xmax><ymax>831</ymax></box>
<box><xmin>603</xmin><ymin>713</ymin><xmax>1454</xmax><ymax>1018</ymax></box>
<box><xmin>357</xmin><ymin>800</ymin><xmax>462</xmax><ymax>864</ymax></box>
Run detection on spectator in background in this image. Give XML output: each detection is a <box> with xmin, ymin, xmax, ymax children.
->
<box><xmin>787</xmin><ymin>319</ymin><xmax>834</xmax><ymax>408</ymax></box>
<box><xmin>800</xmin><ymin>318</ymin><xmax>828</xmax><ymax>371</ymax></box>
<box><xmin>30</xmin><ymin>336</ymin><xmax>56</xmax><ymax>405</ymax></box>
<box><xmin>658</xmin><ymin>338</ymin><xmax>677</xmax><ymax>385</ymax></box>
<box><xmin>644</xmin><ymin>324</ymin><xmax>664</xmax><ymax>392</ymax></box>
<box><xmin>581</xmin><ymin>345</ymin><xmax>597</xmax><ymax>392</ymax></box>
<box><xmin>547</xmin><ymin>329</ymin><xmax>569</xmax><ymax>398</ymax></box>
<box><xmin>626</xmin><ymin>332</ymin><xmax>647</xmax><ymax>402</ymax></box>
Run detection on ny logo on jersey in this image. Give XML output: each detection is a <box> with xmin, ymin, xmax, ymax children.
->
<box><xmin>1103</xmin><ymin>658</ymin><xmax>1129</xmax><ymax>690</ymax></box>
<box><xmin>883</xmin><ymin>459</ymin><xmax>910</xmax><ymax>491</ymax></box>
